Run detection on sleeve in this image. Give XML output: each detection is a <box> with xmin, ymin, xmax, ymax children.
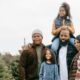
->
<box><xmin>39</xmin><ymin>63</ymin><xmax>44</xmax><ymax>80</ymax></box>
<box><xmin>18</xmin><ymin>50</ymin><xmax>29</xmax><ymax>80</ymax></box>
<box><xmin>54</xmin><ymin>64</ymin><xmax>59</xmax><ymax>80</ymax></box>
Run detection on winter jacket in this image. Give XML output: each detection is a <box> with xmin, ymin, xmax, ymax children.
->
<box><xmin>19</xmin><ymin>43</ymin><xmax>47</xmax><ymax>80</ymax></box>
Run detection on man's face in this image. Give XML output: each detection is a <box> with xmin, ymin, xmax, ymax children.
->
<box><xmin>59</xmin><ymin>30</ymin><xmax>70</xmax><ymax>43</ymax></box>
<box><xmin>32</xmin><ymin>33</ymin><xmax>43</xmax><ymax>45</ymax></box>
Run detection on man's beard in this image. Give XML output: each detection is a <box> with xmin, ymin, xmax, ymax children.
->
<box><xmin>60</xmin><ymin>39</ymin><xmax>69</xmax><ymax>46</ymax></box>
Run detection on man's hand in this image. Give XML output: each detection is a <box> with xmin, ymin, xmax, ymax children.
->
<box><xmin>22</xmin><ymin>43</ymin><xmax>32</xmax><ymax>50</ymax></box>
<box><xmin>19</xmin><ymin>43</ymin><xmax>32</xmax><ymax>54</ymax></box>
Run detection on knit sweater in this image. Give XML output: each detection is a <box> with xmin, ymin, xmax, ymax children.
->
<box><xmin>39</xmin><ymin>62</ymin><xmax>59</xmax><ymax>80</ymax></box>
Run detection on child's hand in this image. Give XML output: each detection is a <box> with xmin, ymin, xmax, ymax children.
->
<box><xmin>61</xmin><ymin>25</ymin><xmax>68</xmax><ymax>30</ymax></box>
<box><xmin>61</xmin><ymin>19</ymin><xmax>68</xmax><ymax>30</ymax></box>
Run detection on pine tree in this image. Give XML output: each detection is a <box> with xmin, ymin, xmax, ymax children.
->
<box><xmin>10</xmin><ymin>60</ymin><xmax>19</xmax><ymax>80</ymax></box>
<box><xmin>0</xmin><ymin>55</ymin><xmax>14</xmax><ymax>80</ymax></box>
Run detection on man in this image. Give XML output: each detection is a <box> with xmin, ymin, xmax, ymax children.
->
<box><xmin>19</xmin><ymin>29</ymin><xmax>47</xmax><ymax>80</ymax></box>
<box><xmin>56</xmin><ymin>29</ymin><xmax>77</xmax><ymax>80</ymax></box>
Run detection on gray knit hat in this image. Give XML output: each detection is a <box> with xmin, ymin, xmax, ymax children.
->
<box><xmin>32</xmin><ymin>29</ymin><xmax>43</xmax><ymax>38</ymax></box>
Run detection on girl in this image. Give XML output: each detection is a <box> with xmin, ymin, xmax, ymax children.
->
<box><xmin>51</xmin><ymin>2</ymin><xmax>75</xmax><ymax>53</ymax></box>
<box><xmin>39</xmin><ymin>48</ymin><xmax>59</xmax><ymax>80</ymax></box>
<box><xmin>69</xmin><ymin>35</ymin><xmax>80</xmax><ymax>80</ymax></box>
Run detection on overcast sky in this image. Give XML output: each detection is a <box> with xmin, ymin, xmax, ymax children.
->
<box><xmin>0</xmin><ymin>0</ymin><xmax>80</xmax><ymax>55</ymax></box>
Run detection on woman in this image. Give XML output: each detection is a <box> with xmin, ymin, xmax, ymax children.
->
<box><xmin>69</xmin><ymin>35</ymin><xmax>80</xmax><ymax>80</ymax></box>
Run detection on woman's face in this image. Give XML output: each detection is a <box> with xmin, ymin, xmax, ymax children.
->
<box><xmin>59</xmin><ymin>7</ymin><xmax>66</xmax><ymax>17</ymax></box>
<box><xmin>45</xmin><ymin>50</ymin><xmax>52</xmax><ymax>60</ymax></box>
<box><xmin>74</xmin><ymin>39</ymin><xmax>80</xmax><ymax>51</ymax></box>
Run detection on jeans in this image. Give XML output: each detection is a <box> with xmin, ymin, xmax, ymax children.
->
<box><xmin>51</xmin><ymin>37</ymin><xmax>74</xmax><ymax>53</ymax></box>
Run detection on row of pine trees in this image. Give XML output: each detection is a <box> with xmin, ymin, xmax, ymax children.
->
<box><xmin>0</xmin><ymin>53</ymin><xmax>19</xmax><ymax>80</ymax></box>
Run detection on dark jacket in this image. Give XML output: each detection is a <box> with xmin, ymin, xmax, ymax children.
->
<box><xmin>19</xmin><ymin>43</ymin><xmax>47</xmax><ymax>80</ymax></box>
<box><xmin>56</xmin><ymin>42</ymin><xmax>77</xmax><ymax>74</ymax></box>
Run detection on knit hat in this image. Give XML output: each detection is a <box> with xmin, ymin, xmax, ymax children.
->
<box><xmin>32</xmin><ymin>29</ymin><xmax>43</xmax><ymax>38</ymax></box>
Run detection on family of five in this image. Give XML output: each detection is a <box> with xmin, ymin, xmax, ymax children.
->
<box><xmin>19</xmin><ymin>2</ymin><xmax>80</xmax><ymax>80</ymax></box>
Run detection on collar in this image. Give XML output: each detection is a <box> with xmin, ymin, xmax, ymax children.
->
<box><xmin>32</xmin><ymin>43</ymin><xmax>45</xmax><ymax>49</ymax></box>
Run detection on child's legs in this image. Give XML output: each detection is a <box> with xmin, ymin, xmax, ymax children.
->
<box><xmin>51</xmin><ymin>38</ymin><xmax>59</xmax><ymax>53</ymax></box>
<box><xmin>69</xmin><ymin>37</ymin><xmax>75</xmax><ymax>45</ymax></box>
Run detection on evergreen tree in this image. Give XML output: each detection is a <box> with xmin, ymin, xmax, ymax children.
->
<box><xmin>10</xmin><ymin>60</ymin><xmax>19</xmax><ymax>80</ymax></box>
<box><xmin>0</xmin><ymin>55</ymin><xmax>14</xmax><ymax>80</ymax></box>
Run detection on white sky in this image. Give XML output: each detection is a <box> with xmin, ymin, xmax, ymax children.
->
<box><xmin>0</xmin><ymin>0</ymin><xmax>80</xmax><ymax>55</ymax></box>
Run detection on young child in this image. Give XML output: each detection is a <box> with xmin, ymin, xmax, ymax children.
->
<box><xmin>51</xmin><ymin>2</ymin><xmax>75</xmax><ymax>53</ymax></box>
<box><xmin>39</xmin><ymin>48</ymin><xmax>59</xmax><ymax>80</ymax></box>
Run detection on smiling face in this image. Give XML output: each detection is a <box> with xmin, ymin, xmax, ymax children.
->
<box><xmin>59</xmin><ymin>29</ymin><xmax>70</xmax><ymax>43</ymax></box>
<box><xmin>59</xmin><ymin>6</ymin><xmax>66</xmax><ymax>17</ymax></box>
<box><xmin>45</xmin><ymin>50</ymin><xmax>52</xmax><ymax>60</ymax></box>
<box><xmin>32</xmin><ymin>33</ymin><xmax>43</xmax><ymax>45</ymax></box>
<box><xmin>74</xmin><ymin>39</ymin><xmax>80</xmax><ymax>51</ymax></box>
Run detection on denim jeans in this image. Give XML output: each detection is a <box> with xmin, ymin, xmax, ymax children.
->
<box><xmin>51</xmin><ymin>37</ymin><xmax>74</xmax><ymax>53</ymax></box>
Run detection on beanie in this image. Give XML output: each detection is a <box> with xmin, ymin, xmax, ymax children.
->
<box><xmin>32</xmin><ymin>29</ymin><xmax>43</xmax><ymax>38</ymax></box>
